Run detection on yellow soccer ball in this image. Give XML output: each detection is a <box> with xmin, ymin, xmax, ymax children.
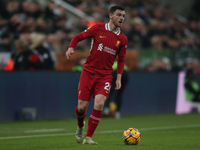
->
<box><xmin>122</xmin><ymin>128</ymin><xmax>141</xmax><ymax>145</ymax></box>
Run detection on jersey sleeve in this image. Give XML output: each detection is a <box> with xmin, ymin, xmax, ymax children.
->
<box><xmin>117</xmin><ymin>36</ymin><xmax>128</xmax><ymax>75</ymax></box>
<box><xmin>68</xmin><ymin>33</ymin><xmax>85</xmax><ymax>48</ymax></box>
<box><xmin>81</xmin><ymin>23</ymin><xmax>99</xmax><ymax>38</ymax></box>
<box><xmin>68</xmin><ymin>24</ymin><xmax>99</xmax><ymax>48</ymax></box>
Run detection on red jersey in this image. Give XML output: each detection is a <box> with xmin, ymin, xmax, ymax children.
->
<box><xmin>69</xmin><ymin>23</ymin><xmax>128</xmax><ymax>75</ymax></box>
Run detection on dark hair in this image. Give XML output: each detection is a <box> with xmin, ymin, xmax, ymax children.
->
<box><xmin>109</xmin><ymin>5</ymin><xmax>125</xmax><ymax>14</ymax></box>
<box><xmin>186</xmin><ymin>69</ymin><xmax>194</xmax><ymax>78</ymax></box>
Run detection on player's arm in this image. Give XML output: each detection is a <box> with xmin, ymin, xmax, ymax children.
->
<box><xmin>66</xmin><ymin>24</ymin><xmax>98</xmax><ymax>59</ymax></box>
<box><xmin>66</xmin><ymin>33</ymin><xmax>85</xmax><ymax>59</ymax></box>
<box><xmin>115</xmin><ymin>56</ymin><xmax>124</xmax><ymax>90</ymax></box>
<box><xmin>115</xmin><ymin>38</ymin><xmax>128</xmax><ymax>90</ymax></box>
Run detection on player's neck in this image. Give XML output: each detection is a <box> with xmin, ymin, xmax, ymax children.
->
<box><xmin>108</xmin><ymin>22</ymin><xmax>120</xmax><ymax>33</ymax></box>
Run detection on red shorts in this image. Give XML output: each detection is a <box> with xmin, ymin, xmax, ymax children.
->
<box><xmin>78</xmin><ymin>69</ymin><xmax>113</xmax><ymax>101</ymax></box>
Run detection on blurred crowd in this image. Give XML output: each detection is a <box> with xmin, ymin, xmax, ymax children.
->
<box><xmin>0</xmin><ymin>0</ymin><xmax>200</xmax><ymax>72</ymax></box>
<box><xmin>66</xmin><ymin>0</ymin><xmax>200</xmax><ymax>51</ymax></box>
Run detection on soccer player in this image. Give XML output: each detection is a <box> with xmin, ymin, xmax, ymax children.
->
<box><xmin>66</xmin><ymin>5</ymin><xmax>127</xmax><ymax>145</ymax></box>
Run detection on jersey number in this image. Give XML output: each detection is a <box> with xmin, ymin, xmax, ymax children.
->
<box><xmin>104</xmin><ymin>82</ymin><xmax>111</xmax><ymax>91</ymax></box>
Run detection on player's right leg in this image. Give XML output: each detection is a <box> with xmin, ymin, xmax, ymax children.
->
<box><xmin>75</xmin><ymin>121</ymin><xmax>85</xmax><ymax>143</ymax></box>
<box><xmin>75</xmin><ymin>100</ymin><xmax>89</xmax><ymax>143</ymax></box>
<box><xmin>75</xmin><ymin>69</ymin><xmax>93</xmax><ymax>143</ymax></box>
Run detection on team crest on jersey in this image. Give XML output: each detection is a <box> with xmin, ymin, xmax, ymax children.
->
<box><xmin>79</xmin><ymin>90</ymin><xmax>81</xmax><ymax>96</ymax></box>
<box><xmin>116</xmin><ymin>40</ymin><xmax>121</xmax><ymax>47</ymax></box>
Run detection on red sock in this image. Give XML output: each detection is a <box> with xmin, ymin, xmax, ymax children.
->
<box><xmin>75</xmin><ymin>106</ymin><xmax>86</xmax><ymax>128</ymax></box>
<box><xmin>85</xmin><ymin>109</ymin><xmax>102</xmax><ymax>137</ymax></box>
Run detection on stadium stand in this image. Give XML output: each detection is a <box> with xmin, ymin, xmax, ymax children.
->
<box><xmin>0</xmin><ymin>0</ymin><xmax>200</xmax><ymax>72</ymax></box>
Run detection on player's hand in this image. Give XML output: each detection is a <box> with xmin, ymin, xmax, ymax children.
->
<box><xmin>115</xmin><ymin>79</ymin><xmax>121</xmax><ymax>90</ymax></box>
<box><xmin>115</xmin><ymin>74</ymin><xmax>122</xmax><ymax>90</ymax></box>
<box><xmin>66</xmin><ymin>48</ymin><xmax>74</xmax><ymax>59</ymax></box>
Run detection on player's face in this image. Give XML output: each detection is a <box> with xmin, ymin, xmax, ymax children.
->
<box><xmin>110</xmin><ymin>9</ymin><xmax>125</xmax><ymax>27</ymax></box>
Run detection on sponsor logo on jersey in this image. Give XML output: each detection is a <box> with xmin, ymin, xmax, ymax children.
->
<box><xmin>106</xmin><ymin>91</ymin><xmax>109</xmax><ymax>94</ymax></box>
<box><xmin>104</xmin><ymin>46</ymin><xmax>116</xmax><ymax>55</ymax></box>
<box><xmin>97</xmin><ymin>43</ymin><xmax>103</xmax><ymax>51</ymax></box>
<box><xmin>97</xmin><ymin>44</ymin><xmax>116</xmax><ymax>55</ymax></box>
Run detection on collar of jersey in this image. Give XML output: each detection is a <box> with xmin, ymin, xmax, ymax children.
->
<box><xmin>105</xmin><ymin>23</ymin><xmax>121</xmax><ymax>35</ymax></box>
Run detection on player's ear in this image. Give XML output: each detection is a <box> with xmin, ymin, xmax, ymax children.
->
<box><xmin>109</xmin><ymin>13</ymin><xmax>113</xmax><ymax>19</ymax></box>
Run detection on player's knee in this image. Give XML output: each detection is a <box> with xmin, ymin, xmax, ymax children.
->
<box><xmin>95</xmin><ymin>102</ymin><xmax>104</xmax><ymax>110</ymax></box>
<box><xmin>78</xmin><ymin>105</ymin><xmax>87</xmax><ymax>113</ymax></box>
<box><xmin>78</xmin><ymin>100</ymin><xmax>89</xmax><ymax>112</ymax></box>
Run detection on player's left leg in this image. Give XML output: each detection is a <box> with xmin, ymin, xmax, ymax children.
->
<box><xmin>103</xmin><ymin>71</ymin><xmax>116</xmax><ymax>116</ymax></box>
<box><xmin>103</xmin><ymin>87</ymin><xmax>115</xmax><ymax>116</ymax></box>
<box><xmin>83</xmin><ymin>94</ymin><xmax>107</xmax><ymax>145</ymax></box>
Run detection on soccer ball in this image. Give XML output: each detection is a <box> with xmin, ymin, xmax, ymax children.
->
<box><xmin>122</xmin><ymin>128</ymin><xmax>141</xmax><ymax>145</ymax></box>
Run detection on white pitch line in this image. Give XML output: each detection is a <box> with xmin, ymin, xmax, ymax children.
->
<box><xmin>0</xmin><ymin>124</ymin><xmax>200</xmax><ymax>140</ymax></box>
<box><xmin>139</xmin><ymin>124</ymin><xmax>200</xmax><ymax>131</ymax></box>
<box><xmin>0</xmin><ymin>133</ymin><xmax>72</xmax><ymax>140</ymax></box>
<box><xmin>24</xmin><ymin>128</ymin><xmax>65</xmax><ymax>133</ymax></box>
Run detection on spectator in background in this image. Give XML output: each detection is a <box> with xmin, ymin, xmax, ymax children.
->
<box><xmin>35</xmin><ymin>18</ymin><xmax>51</xmax><ymax>34</ymax></box>
<box><xmin>20</xmin><ymin>16</ymin><xmax>36</xmax><ymax>33</ymax></box>
<box><xmin>0</xmin><ymin>16</ymin><xmax>10</xmax><ymax>52</ymax></box>
<box><xmin>77</xmin><ymin>17</ymin><xmax>88</xmax><ymax>32</ymax></box>
<box><xmin>1</xmin><ymin>0</ymin><xmax>21</xmax><ymax>19</ymax></box>
<box><xmin>150</xmin><ymin>35</ymin><xmax>163</xmax><ymax>50</ymax></box>
<box><xmin>13</xmin><ymin>39</ymin><xmax>41</xmax><ymax>70</ymax></box>
<box><xmin>30</xmin><ymin>33</ymin><xmax>54</xmax><ymax>70</ymax></box>
<box><xmin>23</xmin><ymin>1</ymin><xmax>41</xmax><ymax>19</ymax></box>
<box><xmin>44</xmin><ymin>1</ymin><xmax>57</xmax><ymax>21</ymax></box>
<box><xmin>184</xmin><ymin>69</ymin><xmax>200</xmax><ymax>113</ymax></box>
<box><xmin>167</xmin><ymin>38</ymin><xmax>180</xmax><ymax>50</ymax></box>
<box><xmin>0</xmin><ymin>13</ymin><xmax>23</xmax><ymax>52</ymax></box>
<box><xmin>192</xmin><ymin>58</ymin><xmax>200</xmax><ymax>74</ymax></box>
<box><xmin>76</xmin><ymin>0</ymin><xmax>94</xmax><ymax>16</ymax></box>
<box><xmin>183</xmin><ymin>58</ymin><xmax>200</xmax><ymax>74</ymax></box>
<box><xmin>0</xmin><ymin>0</ymin><xmax>200</xmax><ymax>71</ymax></box>
<box><xmin>170</xmin><ymin>58</ymin><xmax>182</xmax><ymax>72</ymax></box>
<box><xmin>42</xmin><ymin>34</ymin><xmax>56</xmax><ymax>67</ymax></box>
<box><xmin>87</xmin><ymin>12</ymin><xmax>103</xmax><ymax>28</ymax></box>
<box><xmin>128</xmin><ymin>17</ymin><xmax>149</xmax><ymax>49</ymax></box>
<box><xmin>145</xmin><ymin>58</ymin><xmax>170</xmax><ymax>72</ymax></box>
<box><xmin>183</xmin><ymin>57</ymin><xmax>193</xmax><ymax>71</ymax></box>
<box><xmin>180</xmin><ymin>37</ymin><xmax>193</xmax><ymax>51</ymax></box>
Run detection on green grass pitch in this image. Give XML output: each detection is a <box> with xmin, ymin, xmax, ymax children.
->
<box><xmin>0</xmin><ymin>113</ymin><xmax>200</xmax><ymax>150</ymax></box>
